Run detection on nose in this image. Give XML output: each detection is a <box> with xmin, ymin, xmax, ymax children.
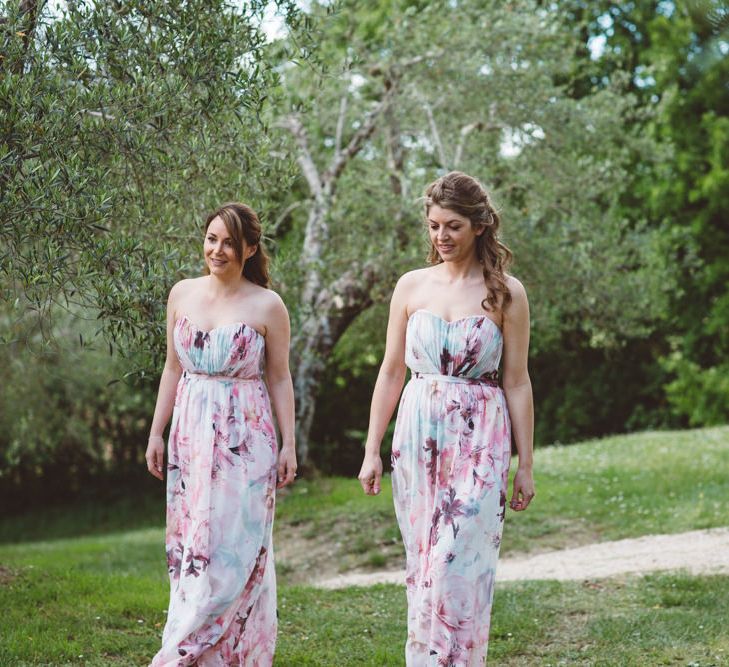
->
<box><xmin>437</xmin><ymin>227</ymin><xmax>450</xmax><ymax>241</ymax></box>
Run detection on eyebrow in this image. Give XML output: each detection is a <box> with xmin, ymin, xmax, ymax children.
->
<box><xmin>427</xmin><ymin>218</ymin><xmax>463</xmax><ymax>224</ymax></box>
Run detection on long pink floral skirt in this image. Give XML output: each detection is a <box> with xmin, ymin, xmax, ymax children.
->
<box><xmin>151</xmin><ymin>316</ymin><xmax>278</xmax><ymax>666</ymax></box>
<box><xmin>391</xmin><ymin>310</ymin><xmax>512</xmax><ymax>666</ymax></box>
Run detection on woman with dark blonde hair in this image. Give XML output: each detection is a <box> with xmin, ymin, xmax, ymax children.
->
<box><xmin>359</xmin><ymin>172</ymin><xmax>535</xmax><ymax>665</ymax></box>
<box><xmin>145</xmin><ymin>202</ymin><xmax>296</xmax><ymax>666</ymax></box>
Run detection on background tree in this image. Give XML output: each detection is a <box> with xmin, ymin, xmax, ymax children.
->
<box><xmin>1</xmin><ymin>0</ymin><xmax>298</xmax><ymax>362</ymax></box>
<box><xmin>272</xmin><ymin>0</ymin><xmax>671</xmax><ymax>465</ymax></box>
<box><xmin>0</xmin><ymin>0</ymin><xmax>304</xmax><ymax>503</ymax></box>
<box><xmin>533</xmin><ymin>0</ymin><xmax>729</xmax><ymax>438</ymax></box>
<box><xmin>3</xmin><ymin>0</ymin><xmax>724</xmax><ymax>494</ymax></box>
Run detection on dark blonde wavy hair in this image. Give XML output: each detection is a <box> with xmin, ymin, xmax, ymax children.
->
<box><xmin>425</xmin><ymin>171</ymin><xmax>512</xmax><ymax>311</ymax></box>
<box><xmin>204</xmin><ymin>202</ymin><xmax>270</xmax><ymax>288</ymax></box>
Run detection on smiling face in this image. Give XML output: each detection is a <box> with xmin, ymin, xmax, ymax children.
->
<box><xmin>204</xmin><ymin>215</ymin><xmax>256</xmax><ymax>277</ymax></box>
<box><xmin>428</xmin><ymin>204</ymin><xmax>483</xmax><ymax>263</ymax></box>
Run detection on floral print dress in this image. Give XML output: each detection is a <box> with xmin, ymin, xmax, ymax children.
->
<box><xmin>151</xmin><ymin>315</ymin><xmax>278</xmax><ymax>667</ymax></box>
<box><xmin>391</xmin><ymin>310</ymin><xmax>512</xmax><ymax>667</ymax></box>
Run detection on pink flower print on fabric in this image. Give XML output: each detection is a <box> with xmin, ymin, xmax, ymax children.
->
<box><xmin>392</xmin><ymin>310</ymin><xmax>511</xmax><ymax>666</ymax></box>
<box><xmin>151</xmin><ymin>316</ymin><xmax>278</xmax><ymax>667</ymax></box>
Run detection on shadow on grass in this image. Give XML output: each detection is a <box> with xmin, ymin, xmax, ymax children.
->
<box><xmin>0</xmin><ymin>475</ymin><xmax>165</xmax><ymax>545</ymax></box>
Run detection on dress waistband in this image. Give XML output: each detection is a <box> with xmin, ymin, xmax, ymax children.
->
<box><xmin>412</xmin><ymin>371</ymin><xmax>500</xmax><ymax>387</ymax></box>
<box><xmin>183</xmin><ymin>370</ymin><xmax>262</xmax><ymax>383</ymax></box>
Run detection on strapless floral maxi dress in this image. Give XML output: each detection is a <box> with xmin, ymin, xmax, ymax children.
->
<box><xmin>151</xmin><ymin>316</ymin><xmax>278</xmax><ymax>667</ymax></box>
<box><xmin>391</xmin><ymin>310</ymin><xmax>512</xmax><ymax>667</ymax></box>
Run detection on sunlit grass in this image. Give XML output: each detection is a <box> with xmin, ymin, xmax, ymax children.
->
<box><xmin>273</xmin><ymin>426</ymin><xmax>729</xmax><ymax>576</ymax></box>
<box><xmin>4</xmin><ymin>426</ymin><xmax>728</xmax><ymax>583</ymax></box>
<box><xmin>1</xmin><ymin>426</ymin><xmax>727</xmax><ymax>664</ymax></box>
<box><xmin>1</xmin><ymin>535</ymin><xmax>727</xmax><ymax>666</ymax></box>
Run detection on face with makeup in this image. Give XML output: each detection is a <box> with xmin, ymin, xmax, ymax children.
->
<box><xmin>204</xmin><ymin>215</ymin><xmax>256</xmax><ymax>278</ymax></box>
<box><xmin>427</xmin><ymin>204</ymin><xmax>484</xmax><ymax>263</ymax></box>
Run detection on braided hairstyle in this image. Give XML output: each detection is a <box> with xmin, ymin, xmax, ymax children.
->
<box><xmin>204</xmin><ymin>202</ymin><xmax>270</xmax><ymax>288</ymax></box>
<box><xmin>425</xmin><ymin>171</ymin><xmax>512</xmax><ymax>311</ymax></box>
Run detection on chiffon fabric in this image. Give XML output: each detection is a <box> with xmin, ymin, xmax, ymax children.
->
<box><xmin>151</xmin><ymin>315</ymin><xmax>278</xmax><ymax>667</ymax></box>
<box><xmin>391</xmin><ymin>309</ymin><xmax>512</xmax><ymax>666</ymax></box>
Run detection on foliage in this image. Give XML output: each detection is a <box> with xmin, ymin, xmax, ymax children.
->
<box><xmin>655</xmin><ymin>12</ymin><xmax>729</xmax><ymax>425</ymax></box>
<box><xmin>275</xmin><ymin>0</ymin><xmax>670</xmax><ymax>349</ymax></box>
<box><xmin>1</xmin><ymin>0</ymin><xmax>727</xmax><ymax>478</ymax></box>
<box><xmin>0</xmin><ymin>0</ymin><xmax>309</xmax><ymax>490</ymax></box>
<box><xmin>1</xmin><ymin>0</ymin><xmax>299</xmax><ymax>369</ymax></box>
<box><xmin>268</xmin><ymin>0</ymin><xmax>675</xmax><ymax>457</ymax></box>
<box><xmin>0</xmin><ymin>306</ymin><xmax>155</xmax><ymax>510</ymax></box>
<box><xmin>662</xmin><ymin>348</ymin><xmax>729</xmax><ymax>426</ymax></box>
<box><xmin>310</xmin><ymin>0</ymin><xmax>729</xmax><ymax>451</ymax></box>
<box><xmin>549</xmin><ymin>0</ymin><xmax>729</xmax><ymax>434</ymax></box>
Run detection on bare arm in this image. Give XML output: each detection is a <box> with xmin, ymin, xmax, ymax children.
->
<box><xmin>358</xmin><ymin>275</ymin><xmax>411</xmax><ymax>494</ymax></box>
<box><xmin>263</xmin><ymin>293</ymin><xmax>297</xmax><ymax>488</ymax></box>
<box><xmin>145</xmin><ymin>283</ymin><xmax>185</xmax><ymax>480</ymax></box>
<box><xmin>501</xmin><ymin>277</ymin><xmax>535</xmax><ymax>511</ymax></box>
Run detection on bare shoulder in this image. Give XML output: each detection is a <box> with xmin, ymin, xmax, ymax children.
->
<box><xmin>503</xmin><ymin>275</ymin><xmax>529</xmax><ymax>322</ymax></box>
<box><xmin>168</xmin><ymin>277</ymin><xmax>202</xmax><ymax>303</ymax></box>
<box><xmin>395</xmin><ymin>267</ymin><xmax>432</xmax><ymax>295</ymax></box>
<box><xmin>256</xmin><ymin>286</ymin><xmax>289</xmax><ymax>319</ymax></box>
<box><xmin>506</xmin><ymin>274</ymin><xmax>528</xmax><ymax>303</ymax></box>
<box><xmin>400</xmin><ymin>266</ymin><xmax>434</xmax><ymax>283</ymax></box>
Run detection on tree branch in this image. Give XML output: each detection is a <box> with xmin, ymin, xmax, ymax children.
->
<box><xmin>367</xmin><ymin>50</ymin><xmax>444</xmax><ymax>77</ymax></box>
<box><xmin>324</xmin><ymin>86</ymin><xmax>395</xmax><ymax>184</ymax></box>
<box><xmin>9</xmin><ymin>0</ymin><xmax>39</xmax><ymax>76</ymax></box>
<box><xmin>270</xmin><ymin>200</ymin><xmax>303</xmax><ymax>236</ymax></box>
<box><xmin>419</xmin><ymin>94</ymin><xmax>448</xmax><ymax>168</ymax></box>
<box><xmin>453</xmin><ymin>120</ymin><xmax>503</xmax><ymax>168</ymax></box>
<box><xmin>334</xmin><ymin>93</ymin><xmax>348</xmax><ymax>157</ymax></box>
<box><xmin>279</xmin><ymin>115</ymin><xmax>322</xmax><ymax>197</ymax></box>
<box><xmin>454</xmin><ymin>121</ymin><xmax>482</xmax><ymax>168</ymax></box>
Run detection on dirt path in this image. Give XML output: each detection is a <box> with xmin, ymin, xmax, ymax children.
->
<box><xmin>315</xmin><ymin>526</ymin><xmax>729</xmax><ymax>589</ymax></box>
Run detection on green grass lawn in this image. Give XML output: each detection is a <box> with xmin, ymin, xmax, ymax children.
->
<box><xmin>273</xmin><ymin>425</ymin><xmax>729</xmax><ymax>579</ymax></box>
<box><xmin>1</xmin><ymin>536</ymin><xmax>727</xmax><ymax>666</ymax></box>
<box><xmin>1</xmin><ymin>425</ymin><xmax>728</xmax><ymax>665</ymax></box>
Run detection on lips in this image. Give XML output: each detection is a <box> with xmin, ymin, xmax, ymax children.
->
<box><xmin>438</xmin><ymin>245</ymin><xmax>454</xmax><ymax>253</ymax></box>
<box><xmin>210</xmin><ymin>258</ymin><xmax>227</xmax><ymax>267</ymax></box>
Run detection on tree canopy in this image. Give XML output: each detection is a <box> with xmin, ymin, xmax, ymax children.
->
<box><xmin>1</xmin><ymin>0</ymin><xmax>727</xmax><ymax>492</ymax></box>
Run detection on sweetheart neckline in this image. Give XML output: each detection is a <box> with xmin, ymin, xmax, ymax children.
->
<box><xmin>410</xmin><ymin>309</ymin><xmax>502</xmax><ymax>336</ymax></box>
<box><xmin>176</xmin><ymin>314</ymin><xmax>264</xmax><ymax>340</ymax></box>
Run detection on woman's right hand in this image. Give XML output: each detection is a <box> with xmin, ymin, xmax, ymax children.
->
<box><xmin>145</xmin><ymin>435</ymin><xmax>165</xmax><ymax>480</ymax></box>
<box><xmin>358</xmin><ymin>452</ymin><xmax>383</xmax><ymax>496</ymax></box>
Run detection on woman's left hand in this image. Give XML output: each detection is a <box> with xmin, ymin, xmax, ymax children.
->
<box><xmin>510</xmin><ymin>467</ymin><xmax>535</xmax><ymax>511</ymax></box>
<box><xmin>277</xmin><ymin>444</ymin><xmax>297</xmax><ymax>489</ymax></box>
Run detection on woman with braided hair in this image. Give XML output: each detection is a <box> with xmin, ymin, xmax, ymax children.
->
<box><xmin>359</xmin><ymin>171</ymin><xmax>535</xmax><ymax>665</ymax></box>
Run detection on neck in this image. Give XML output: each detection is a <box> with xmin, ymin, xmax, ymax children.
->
<box><xmin>438</xmin><ymin>256</ymin><xmax>482</xmax><ymax>283</ymax></box>
<box><xmin>207</xmin><ymin>272</ymin><xmax>244</xmax><ymax>297</ymax></box>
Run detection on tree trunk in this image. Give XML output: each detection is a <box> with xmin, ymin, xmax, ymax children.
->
<box><xmin>282</xmin><ymin>78</ymin><xmax>405</xmax><ymax>466</ymax></box>
<box><xmin>291</xmin><ymin>263</ymin><xmax>382</xmax><ymax>466</ymax></box>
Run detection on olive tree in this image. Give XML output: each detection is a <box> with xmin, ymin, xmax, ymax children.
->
<box><xmin>1</xmin><ymin>0</ymin><xmax>298</xmax><ymax>365</ymax></box>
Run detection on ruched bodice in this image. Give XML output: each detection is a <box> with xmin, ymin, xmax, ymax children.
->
<box><xmin>174</xmin><ymin>315</ymin><xmax>265</xmax><ymax>380</ymax></box>
<box><xmin>405</xmin><ymin>309</ymin><xmax>502</xmax><ymax>381</ymax></box>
